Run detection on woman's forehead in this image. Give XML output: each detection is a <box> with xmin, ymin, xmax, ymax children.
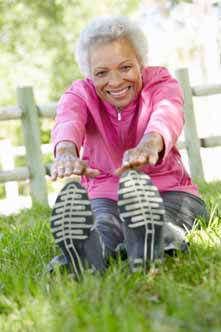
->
<box><xmin>89</xmin><ymin>38</ymin><xmax>138</xmax><ymax>69</ymax></box>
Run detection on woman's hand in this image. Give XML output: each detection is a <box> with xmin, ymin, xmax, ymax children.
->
<box><xmin>115</xmin><ymin>133</ymin><xmax>164</xmax><ymax>176</ymax></box>
<box><xmin>51</xmin><ymin>141</ymin><xmax>100</xmax><ymax>180</ymax></box>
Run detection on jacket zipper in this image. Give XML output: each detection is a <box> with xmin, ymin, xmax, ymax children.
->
<box><xmin>115</xmin><ymin>107</ymin><xmax>124</xmax><ymax>146</ymax></box>
<box><xmin>116</xmin><ymin>108</ymin><xmax>122</xmax><ymax>121</ymax></box>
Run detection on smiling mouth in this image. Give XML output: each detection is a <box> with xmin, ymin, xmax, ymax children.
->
<box><xmin>107</xmin><ymin>86</ymin><xmax>132</xmax><ymax>98</ymax></box>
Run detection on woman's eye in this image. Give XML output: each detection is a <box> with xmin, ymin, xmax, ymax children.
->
<box><xmin>95</xmin><ymin>71</ymin><xmax>107</xmax><ymax>77</ymax></box>
<box><xmin>120</xmin><ymin>65</ymin><xmax>131</xmax><ymax>71</ymax></box>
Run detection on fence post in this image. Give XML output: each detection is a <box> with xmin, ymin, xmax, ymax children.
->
<box><xmin>175</xmin><ymin>68</ymin><xmax>204</xmax><ymax>180</ymax></box>
<box><xmin>16</xmin><ymin>86</ymin><xmax>49</xmax><ymax>205</ymax></box>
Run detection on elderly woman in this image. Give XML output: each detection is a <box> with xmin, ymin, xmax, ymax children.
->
<box><xmin>49</xmin><ymin>16</ymin><xmax>207</xmax><ymax>278</ymax></box>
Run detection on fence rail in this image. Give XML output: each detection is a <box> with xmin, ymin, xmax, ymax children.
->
<box><xmin>192</xmin><ymin>84</ymin><xmax>221</xmax><ymax>97</ymax></box>
<box><xmin>0</xmin><ymin>167</ymin><xmax>29</xmax><ymax>182</ymax></box>
<box><xmin>0</xmin><ymin>67</ymin><xmax>221</xmax><ymax>206</ymax></box>
<box><xmin>0</xmin><ymin>105</ymin><xmax>22</xmax><ymax>120</ymax></box>
<box><xmin>0</xmin><ymin>103</ymin><xmax>57</xmax><ymax>120</ymax></box>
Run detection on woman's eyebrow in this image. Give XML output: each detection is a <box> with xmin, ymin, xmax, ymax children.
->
<box><xmin>119</xmin><ymin>59</ymin><xmax>134</xmax><ymax>64</ymax></box>
<box><xmin>94</xmin><ymin>66</ymin><xmax>108</xmax><ymax>70</ymax></box>
<box><xmin>94</xmin><ymin>59</ymin><xmax>134</xmax><ymax>70</ymax></box>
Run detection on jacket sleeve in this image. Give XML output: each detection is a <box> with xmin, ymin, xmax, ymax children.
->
<box><xmin>51</xmin><ymin>82</ymin><xmax>88</xmax><ymax>154</ymax></box>
<box><xmin>144</xmin><ymin>67</ymin><xmax>184</xmax><ymax>160</ymax></box>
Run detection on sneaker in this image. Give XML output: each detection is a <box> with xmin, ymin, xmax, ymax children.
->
<box><xmin>50</xmin><ymin>181</ymin><xmax>106</xmax><ymax>280</ymax></box>
<box><xmin>118</xmin><ymin>170</ymin><xmax>165</xmax><ymax>272</ymax></box>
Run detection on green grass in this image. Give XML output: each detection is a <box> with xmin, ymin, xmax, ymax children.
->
<box><xmin>0</xmin><ymin>182</ymin><xmax>221</xmax><ymax>332</ymax></box>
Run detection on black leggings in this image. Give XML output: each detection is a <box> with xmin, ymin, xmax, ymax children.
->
<box><xmin>90</xmin><ymin>191</ymin><xmax>208</xmax><ymax>254</ymax></box>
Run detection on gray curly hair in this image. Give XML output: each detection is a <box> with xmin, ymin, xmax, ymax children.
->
<box><xmin>75</xmin><ymin>16</ymin><xmax>148</xmax><ymax>78</ymax></box>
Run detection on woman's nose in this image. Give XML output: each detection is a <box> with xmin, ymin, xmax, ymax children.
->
<box><xmin>108</xmin><ymin>71</ymin><xmax>123</xmax><ymax>87</ymax></box>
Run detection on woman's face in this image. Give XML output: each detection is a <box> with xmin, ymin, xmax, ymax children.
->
<box><xmin>90</xmin><ymin>38</ymin><xmax>143</xmax><ymax>109</ymax></box>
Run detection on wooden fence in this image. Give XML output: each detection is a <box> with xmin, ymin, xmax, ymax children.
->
<box><xmin>175</xmin><ymin>68</ymin><xmax>221</xmax><ymax>180</ymax></box>
<box><xmin>0</xmin><ymin>87</ymin><xmax>56</xmax><ymax>206</ymax></box>
<box><xmin>0</xmin><ymin>67</ymin><xmax>221</xmax><ymax>206</ymax></box>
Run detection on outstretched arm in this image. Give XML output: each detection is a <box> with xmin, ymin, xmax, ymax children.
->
<box><xmin>51</xmin><ymin>81</ymin><xmax>100</xmax><ymax>180</ymax></box>
<box><xmin>116</xmin><ymin>68</ymin><xmax>184</xmax><ymax>176</ymax></box>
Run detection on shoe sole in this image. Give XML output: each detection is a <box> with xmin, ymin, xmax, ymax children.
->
<box><xmin>50</xmin><ymin>181</ymin><xmax>94</xmax><ymax>279</ymax></box>
<box><xmin>118</xmin><ymin>170</ymin><xmax>165</xmax><ymax>271</ymax></box>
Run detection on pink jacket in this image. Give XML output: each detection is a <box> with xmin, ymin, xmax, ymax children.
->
<box><xmin>52</xmin><ymin>66</ymin><xmax>199</xmax><ymax>200</ymax></box>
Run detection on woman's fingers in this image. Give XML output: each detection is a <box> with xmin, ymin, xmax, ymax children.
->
<box><xmin>115</xmin><ymin>147</ymin><xmax>159</xmax><ymax>176</ymax></box>
<box><xmin>84</xmin><ymin>167</ymin><xmax>100</xmax><ymax>177</ymax></box>
<box><xmin>115</xmin><ymin>164</ymin><xmax>130</xmax><ymax>176</ymax></box>
<box><xmin>148</xmin><ymin>153</ymin><xmax>158</xmax><ymax>165</ymax></box>
<box><xmin>51</xmin><ymin>164</ymin><xmax>59</xmax><ymax>180</ymax></box>
<box><xmin>51</xmin><ymin>154</ymin><xmax>100</xmax><ymax>180</ymax></box>
<box><xmin>51</xmin><ymin>154</ymin><xmax>74</xmax><ymax>180</ymax></box>
<box><xmin>63</xmin><ymin>161</ymin><xmax>74</xmax><ymax>176</ymax></box>
<box><xmin>51</xmin><ymin>163</ymin><xmax>66</xmax><ymax>180</ymax></box>
<box><xmin>126</xmin><ymin>147</ymin><xmax>158</xmax><ymax>167</ymax></box>
<box><xmin>72</xmin><ymin>159</ymin><xmax>86</xmax><ymax>175</ymax></box>
<box><xmin>71</xmin><ymin>160</ymin><xmax>100</xmax><ymax>177</ymax></box>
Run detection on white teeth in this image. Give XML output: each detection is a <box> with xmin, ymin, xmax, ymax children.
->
<box><xmin>109</xmin><ymin>87</ymin><xmax>129</xmax><ymax>97</ymax></box>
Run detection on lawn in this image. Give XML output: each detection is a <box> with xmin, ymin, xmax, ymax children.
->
<box><xmin>0</xmin><ymin>181</ymin><xmax>221</xmax><ymax>332</ymax></box>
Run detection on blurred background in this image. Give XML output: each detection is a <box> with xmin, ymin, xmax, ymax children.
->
<box><xmin>0</xmin><ymin>0</ymin><xmax>221</xmax><ymax>214</ymax></box>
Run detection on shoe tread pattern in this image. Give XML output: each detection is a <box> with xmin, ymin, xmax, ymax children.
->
<box><xmin>50</xmin><ymin>181</ymin><xmax>94</xmax><ymax>279</ymax></box>
<box><xmin>119</xmin><ymin>170</ymin><xmax>164</xmax><ymax>228</ymax></box>
<box><xmin>51</xmin><ymin>181</ymin><xmax>93</xmax><ymax>243</ymax></box>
